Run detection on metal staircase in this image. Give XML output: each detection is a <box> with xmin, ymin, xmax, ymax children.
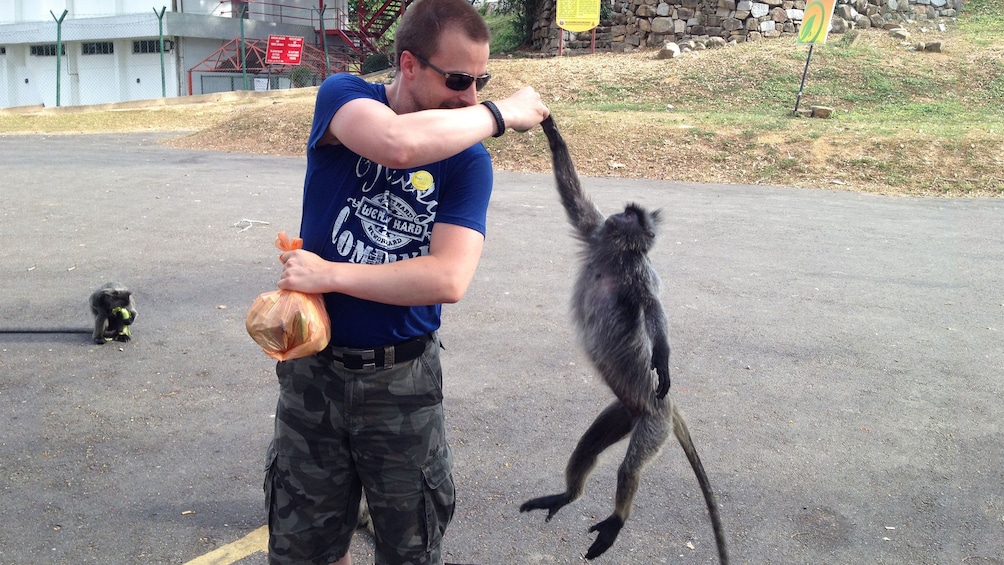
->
<box><xmin>334</xmin><ymin>0</ymin><xmax>411</xmax><ymax>57</ymax></box>
<box><xmin>186</xmin><ymin>0</ymin><xmax>413</xmax><ymax>87</ymax></box>
<box><xmin>186</xmin><ymin>37</ymin><xmax>355</xmax><ymax>94</ymax></box>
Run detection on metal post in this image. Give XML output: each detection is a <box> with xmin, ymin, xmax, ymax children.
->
<box><xmin>240</xmin><ymin>3</ymin><xmax>249</xmax><ymax>90</ymax></box>
<box><xmin>793</xmin><ymin>43</ymin><xmax>815</xmax><ymax>115</ymax></box>
<box><xmin>318</xmin><ymin>5</ymin><xmax>331</xmax><ymax>77</ymax></box>
<box><xmin>154</xmin><ymin>7</ymin><xmax>167</xmax><ymax>98</ymax></box>
<box><xmin>51</xmin><ymin>10</ymin><xmax>68</xmax><ymax>107</ymax></box>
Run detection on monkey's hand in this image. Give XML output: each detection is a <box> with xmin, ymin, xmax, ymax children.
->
<box><xmin>519</xmin><ymin>493</ymin><xmax>572</xmax><ymax>522</ymax></box>
<box><xmin>585</xmin><ymin>515</ymin><xmax>625</xmax><ymax>559</ymax></box>
<box><xmin>111</xmin><ymin>307</ymin><xmax>135</xmax><ymax>326</ymax></box>
<box><xmin>114</xmin><ymin>327</ymin><xmax>132</xmax><ymax>343</ymax></box>
<box><xmin>652</xmin><ymin>342</ymin><xmax>671</xmax><ymax>399</ymax></box>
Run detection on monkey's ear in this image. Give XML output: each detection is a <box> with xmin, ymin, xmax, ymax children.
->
<box><xmin>651</xmin><ymin>208</ymin><xmax>664</xmax><ymax>225</ymax></box>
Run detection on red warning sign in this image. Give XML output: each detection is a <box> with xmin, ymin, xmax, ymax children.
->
<box><xmin>266</xmin><ymin>35</ymin><xmax>304</xmax><ymax>65</ymax></box>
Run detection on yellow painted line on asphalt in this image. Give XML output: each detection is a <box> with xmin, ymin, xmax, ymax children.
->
<box><xmin>184</xmin><ymin>525</ymin><xmax>268</xmax><ymax>565</ymax></box>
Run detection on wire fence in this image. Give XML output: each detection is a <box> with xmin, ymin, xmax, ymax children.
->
<box><xmin>0</xmin><ymin>2</ymin><xmax>363</xmax><ymax>109</ymax></box>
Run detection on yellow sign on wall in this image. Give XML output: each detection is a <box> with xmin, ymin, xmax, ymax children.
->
<box><xmin>556</xmin><ymin>0</ymin><xmax>601</xmax><ymax>32</ymax></box>
<box><xmin>798</xmin><ymin>0</ymin><xmax>837</xmax><ymax>44</ymax></box>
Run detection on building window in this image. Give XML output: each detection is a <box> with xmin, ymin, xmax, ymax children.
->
<box><xmin>133</xmin><ymin>39</ymin><xmax>173</xmax><ymax>54</ymax></box>
<box><xmin>82</xmin><ymin>42</ymin><xmax>114</xmax><ymax>55</ymax></box>
<box><xmin>30</xmin><ymin>44</ymin><xmax>65</xmax><ymax>56</ymax></box>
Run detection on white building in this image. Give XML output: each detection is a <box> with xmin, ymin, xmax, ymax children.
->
<box><xmin>0</xmin><ymin>0</ymin><xmax>357</xmax><ymax>109</ymax></box>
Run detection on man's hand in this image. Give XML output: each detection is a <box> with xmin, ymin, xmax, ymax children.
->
<box><xmin>495</xmin><ymin>86</ymin><xmax>550</xmax><ymax>132</ymax></box>
<box><xmin>278</xmin><ymin>249</ymin><xmax>334</xmax><ymax>295</ymax></box>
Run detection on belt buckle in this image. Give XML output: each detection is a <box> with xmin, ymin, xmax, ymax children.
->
<box><xmin>340</xmin><ymin>349</ymin><xmax>376</xmax><ymax>371</ymax></box>
<box><xmin>358</xmin><ymin>348</ymin><xmax>377</xmax><ymax>371</ymax></box>
<box><xmin>335</xmin><ymin>342</ymin><xmax>409</xmax><ymax>371</ymax></box>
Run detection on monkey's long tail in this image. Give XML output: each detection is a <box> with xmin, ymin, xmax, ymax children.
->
<box><xmin>672</xmin><ymin>402</ymin><xmax>730</xmax><ymax>565</ymax></box>
<box><xmin>0</xmin><ymin>328</ymin><xmax>91</xmax><ymax>333</ymax></box>
<box><xmin>539</xmin><ymin>115</ymin><xmax>604</xmax><ymax>238</ymax></box>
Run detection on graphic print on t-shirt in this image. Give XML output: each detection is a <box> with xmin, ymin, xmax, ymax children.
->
<box><xmin>329</xmin><ymin>157</ymin><xmax>437</xmax><ymax>265</ymax></box>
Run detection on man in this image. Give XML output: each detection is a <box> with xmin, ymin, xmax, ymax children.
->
<box><xmin>263</xmin><ymin>0</ymin><xmax>550</xmax><ymax>563</ymax></box>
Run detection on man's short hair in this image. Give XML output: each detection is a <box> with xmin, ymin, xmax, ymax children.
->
<box><xmin>394</xmin><ymin>0</ymin><xmax>491</xmax><ymax>65</ymax></box>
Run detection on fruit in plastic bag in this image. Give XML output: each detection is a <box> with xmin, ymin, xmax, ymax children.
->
<box><xmin>246</xmin><ymin>232</ymin><xmax>331</xmax><ymax>361</ymax></box>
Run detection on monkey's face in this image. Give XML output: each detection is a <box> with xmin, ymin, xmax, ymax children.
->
<box><xmin>103</xmin><ymin>290</ymin><xmax>132</xmax><ymax>308</ymax></box>
<box><xmin>605</xmin><ymin>204</ymin><xmax>660</xmax><ymax>253</ymax></box>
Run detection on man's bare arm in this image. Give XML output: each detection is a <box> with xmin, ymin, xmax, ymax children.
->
<box><xmin>277</xmin><ymin>223</ymin><xmax>485</xmax><ymax>306</ymax></box>
<box><xmin>328</xmin><ymin>87</ymin><xmax>548</xmax><ymax>169</ymax></box>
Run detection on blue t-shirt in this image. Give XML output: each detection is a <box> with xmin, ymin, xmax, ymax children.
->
<box><xmin>299</xmin><ymin>73</ymin><xmax>493</xmax><ymax>348</ymax></box>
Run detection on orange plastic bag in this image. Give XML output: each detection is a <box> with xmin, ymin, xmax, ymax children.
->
<box><xmin>246</xmin><ymin>232</ymin><xmax>331</xmax><ymax>361</ymax></box>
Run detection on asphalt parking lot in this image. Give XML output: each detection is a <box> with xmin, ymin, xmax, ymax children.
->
<box><xmin>1</xmin><ymin>132</ymin><xmax>1001</xmax><ymax>565</ymax></box>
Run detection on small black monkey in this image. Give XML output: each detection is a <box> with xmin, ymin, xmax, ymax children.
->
<box><xmin>520</xmin><ymin>116</ymin><xmax>728</xmax><ymax>563</ymax></box>
<box><xmin>89</xmin><ymin>282</ymin><xmax>137</xmax><ymax>344</ymax></box>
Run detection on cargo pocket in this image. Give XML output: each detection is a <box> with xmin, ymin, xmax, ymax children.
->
<box><xmin>421</xmin><ymin>450</ymin><xmax>455</xmax><ymax>552</ymax></box>
<box><xmin>263</xmin><ymin>441</ymin><xmax>278</xmax><ymax>533</ymax></box>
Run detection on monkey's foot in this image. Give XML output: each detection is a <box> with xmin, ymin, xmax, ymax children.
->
<box><xmin>585</xmin><ymin>515</ymin><xmax>624</xmax><ymax>560</ymax></box>
<box><xmin>519</xmin><ymin>493</ymin><xmax>572</xmax><ymax>522</ymax></box>
<box><xmin>114</xmin><ymin>333</ymin><xmax>131</xmax><ymax>343</ymax></box>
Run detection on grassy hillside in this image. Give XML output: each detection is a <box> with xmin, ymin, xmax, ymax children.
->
<box><xmin>1</xmin><ymin>1</ymin><xmax>1001</xmax><ymax>196</ymax></box>
<box><xmin>477</xmin><ymin>0</ymin><xmax>1003</xmax><ymax>195</ymax></box>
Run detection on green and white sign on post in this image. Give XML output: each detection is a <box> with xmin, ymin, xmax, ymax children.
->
<box><xmin>793</xmin><ymin>0</ymin><xmax>837</xmax><ymax>114</ymax></box>
<box><xmin>798</xmin><ymin>0</ymin><xmax>837</xmax><ymax>44</ymax></box>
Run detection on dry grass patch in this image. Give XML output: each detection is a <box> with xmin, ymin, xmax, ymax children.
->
<box><xmin>2</xmin><ymin>16</ymin><xmax>1001</xmax><ymax>197</ymax></box>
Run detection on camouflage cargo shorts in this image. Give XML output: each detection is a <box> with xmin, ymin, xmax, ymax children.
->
<box><xmin>264</xmin><ymin>333</ymin><xmax>455</xmax><ymax>565</ymax></box>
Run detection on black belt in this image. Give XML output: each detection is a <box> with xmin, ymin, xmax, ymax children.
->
<box><xmin>329</xmin><ymin>333</ymin><xmax>431</xmax><ymax>371</ymax></box>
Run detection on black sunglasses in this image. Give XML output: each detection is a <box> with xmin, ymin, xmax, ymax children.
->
<box><xmin>412</xmin><ymin>53</ymin><xmax>491</xmax><ymax>92</ymax></box>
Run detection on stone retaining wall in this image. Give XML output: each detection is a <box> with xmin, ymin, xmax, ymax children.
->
<box><xmin>532</xmin><ymin>0</ymin><xmax>965</xmax><ymax>53</ymax></box>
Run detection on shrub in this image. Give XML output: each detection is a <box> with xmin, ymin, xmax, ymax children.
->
<box><xmin>362</xmin><ymin>53</ymin><xmax>391</xmax><ymax>75</ymax></box>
